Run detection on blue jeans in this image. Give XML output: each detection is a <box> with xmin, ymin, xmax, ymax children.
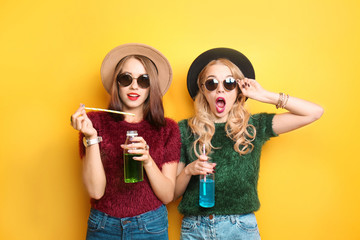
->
<box><xmin>180</xmin><ymin>213</ymin><xmax>261</xmax><ymax>240</ymax></box>
<box><xmin>86</xmin><ymin>205</ymin><xmax>169</xmax><ymax>240</ymax></box>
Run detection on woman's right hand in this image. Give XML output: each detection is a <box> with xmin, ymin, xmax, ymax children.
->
<box><xmin>70</xmin><ymin>104</ymin><xmax>97</xmax><ymax>138</ymax></box>
<box><xmin>184</xmin><ymin>155</ymin><xmax>216</xmax><ymax>176</ymax></box>
<box><xmin>174</xmin><ymin>155</ymin><xmax>216</xmax><ymax>201</ymax></box>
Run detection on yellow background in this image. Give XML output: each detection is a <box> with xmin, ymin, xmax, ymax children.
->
<box><xmin>1</xmin><ymin>0</ymin><xmax>359</xmax><ymax>239</ymax></box>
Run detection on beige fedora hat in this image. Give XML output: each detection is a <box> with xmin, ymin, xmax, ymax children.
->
<box><xmin>100</xmin><ymin>43</ymin><xmax>172</xmax><ymax>95</ymax></box>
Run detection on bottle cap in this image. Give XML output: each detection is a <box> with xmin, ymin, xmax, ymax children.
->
<box><xmin>126</xmin><ymin>130</ymin><xmax>138</xmax><ymax>136</ymax></box>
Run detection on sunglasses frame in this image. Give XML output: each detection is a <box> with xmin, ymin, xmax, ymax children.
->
<box><xmin>202</xmin><ymin>77</ymin><xmax>239</xmax><ymax>92</ymax></box>
<box><xmin>116</xmin><ymin>73</ymin><xmax>150</xmax><ymax>89</ymax></box>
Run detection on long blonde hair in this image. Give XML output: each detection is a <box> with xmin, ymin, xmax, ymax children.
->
<box><xmin>188</xmin><ymin>58</ymin><xmax>256</xmax><ymax>158</ymax></box>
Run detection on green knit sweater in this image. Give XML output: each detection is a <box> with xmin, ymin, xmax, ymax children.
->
<box><xmin>178</xmin><ymin>113</ymin><xmax>277</xmax><ymax>216</ymax></box>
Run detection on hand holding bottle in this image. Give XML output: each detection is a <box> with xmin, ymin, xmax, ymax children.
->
<box><xmin>184</xmin><ymin>154</ymin><xmax>216</xmax><ymax>176</ymax></box>
<box><xmin>121</xmin><ymin>135</ymin><xmax>151</xmax><ymax>165</ymax></box>
<box><xmin>122</xmin><ymin>131</ymin><xmax>144</xmax><ymax>183</ymax></box>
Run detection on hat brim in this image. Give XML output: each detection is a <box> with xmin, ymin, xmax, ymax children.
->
<box><xmin>101</xmin><ymin>43</ymin><xmax>172</xmax><ymax>96</ymax></box>
<box><xmin>187</xmin><ymin>48</ymin><xmax>255</xmax><ymax>99</ymax></box>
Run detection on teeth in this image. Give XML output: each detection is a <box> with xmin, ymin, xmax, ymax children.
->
<box><xmin>129</xmin><ymin>94</ymin><xmax>139</xmax><ymax>97</ymax></box>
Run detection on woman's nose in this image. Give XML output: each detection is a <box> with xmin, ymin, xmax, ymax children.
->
<box><xmin>216</xmin><ymin>82</ymin><xmax>225</xmax><ymax>92</ymax></box>
<box><xmin>130</xmin><ymin>79</ymin><xmax>139</xmax><ymax>89</ymax></box>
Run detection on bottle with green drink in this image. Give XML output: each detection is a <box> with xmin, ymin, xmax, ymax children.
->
<box><xmin>124</xmin><ymin>130</ymin><xmax>143</xmax><ymax>183</ymax></box>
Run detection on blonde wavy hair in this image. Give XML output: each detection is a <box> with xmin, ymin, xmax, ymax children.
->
<box><xmin>188</xmin><ymin>58</ymin><xmax>256</xmax><ymax>158</ymax></box>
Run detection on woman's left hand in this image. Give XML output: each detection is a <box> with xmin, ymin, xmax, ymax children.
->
<box><xmin>238</xmin><ymin>78</ymin><xmax>268</xmax><ymax>102</ymax></box>
<box><xmin>121</xmin><ymin>136</ymin><xmax>151</xmax><ymax>166</ymax></box>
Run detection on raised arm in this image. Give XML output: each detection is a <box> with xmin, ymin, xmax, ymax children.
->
<box><xmin>239</xmin><ymin>78</ymin><xmax>324</xmax><ymax>135</ymax></box>
<box><xmin>71</xmin><ymin>104</ymin><xmax>106</xmax><ymax>199</ymax></box>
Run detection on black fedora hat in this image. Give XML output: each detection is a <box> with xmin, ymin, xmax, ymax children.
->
<box><xmin>187</xmin><ymin>47</ymin><xmax>255</xmax><ymax>99</ymax></box>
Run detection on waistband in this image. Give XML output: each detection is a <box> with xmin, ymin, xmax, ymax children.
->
<box><xmin>89</xmin><ymin>205</ymin><xmax>167</xmax><ymax>228</ymax></box>
<box><xmin>184</xmin><ymin>212</ymin><xmax>255</xmax><ymax>224</ymax></box>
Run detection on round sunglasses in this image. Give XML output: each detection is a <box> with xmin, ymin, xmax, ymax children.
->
<box><xmin>116</xmin><ymin>73</ymin><xmax>150</xmax><ymax>89</ymax></box>
<box><xmin>203</xmin><ymin>77</ymin><xmax>238</xmax><ymax>91</ymax></box>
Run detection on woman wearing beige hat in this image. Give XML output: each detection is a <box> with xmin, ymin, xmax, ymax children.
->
<box><xmin>70</xmin><ymin>43</ymin><xmax>180</xmax><ymax>240</ymax></box>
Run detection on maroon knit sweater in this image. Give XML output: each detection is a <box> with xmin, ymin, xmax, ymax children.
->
<box><xmin>79</xmin><ymin>112</ymin><xmax>181</xmax><ymax>218</ymax></box>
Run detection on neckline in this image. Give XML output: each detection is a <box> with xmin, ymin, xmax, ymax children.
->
<box><xmin>214</xmin><ymin>122</ymin><xmax>226</xmax><ymax>127</ymax></box>
<box><xmin>122</xmin><ymin>119</ymin><xmax>146</xmax><ymax>125</ymax></box>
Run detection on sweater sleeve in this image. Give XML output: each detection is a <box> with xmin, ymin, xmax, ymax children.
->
<box><xmin>250</xmin><ymin>113</ymin><xmax>278</xmax><ymax>142</ymax></box>
<box><xmin>178</xmin><ymin>119</ymin><xmax>191</xmax><ymax>164</ymax></box>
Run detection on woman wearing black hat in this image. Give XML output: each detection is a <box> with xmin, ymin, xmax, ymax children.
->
<box><xmin>71</xmin><ymin>43</ymin><xmax>180</xmax><ymax>240</ymax></box>
<box><xmin>174</xmin><ymin>48</ymin><xmax>323</xmax><ymax>239</ymax></box>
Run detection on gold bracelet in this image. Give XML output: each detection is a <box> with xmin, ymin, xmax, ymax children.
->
<box><xmin>276</xmin><ymin>93</ymin><xmax>284</xmax><ymax>109</ymax></box>
<box><xmin>282</xmin><ymin>94</ymin><xmax>290</xmax><ymax>108</ymax></box>
<box><xmin>276</xmin><ymin>93</ymin><xmax>290</xmax><ymax>109</ymax></box>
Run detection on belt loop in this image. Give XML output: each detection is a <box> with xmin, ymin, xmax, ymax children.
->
<box><xmin>197</xmin><ymin>216</ymin><xmax>201</xmax><ymax>226</ymax></box>
<box><xmin>230</xmin><ymin>215</ymin><xmax>236</xmax><ymax>224</ymax></box>
<box><xmin>136</xmin><ymin>215</ymin><xmax>144</xmax><ymax>231</ymax></box>
<box><xmin>100</xmin><ymin>213</ymin><xmax>108</xmax><ymax>229</ymax></box>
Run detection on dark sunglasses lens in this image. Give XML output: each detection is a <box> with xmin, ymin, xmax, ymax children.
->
<box><xmin>137</xmin><ymin>75</ymin><xmax>150</xmax><ymax>88</ymax></box>
<box><xmin>224</xmin><ymin>77</ymin><xmax>237</xmax><ymax>90</ymax></box>
<box><xmin>205</xmin><ymin>79</ymin><xmax>218</xmax><ymax>91</ymax></box>
<box><xmin>117</xmin><ymin>74</ymin><xmax>132</xmax><ymax>87</ymax></box>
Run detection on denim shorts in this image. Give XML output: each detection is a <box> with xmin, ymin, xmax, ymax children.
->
<box><xmin>180</xmin><ymin>213</ymin><xmax>261</xmax><ymax>240</ymax></box>
<box><xmin>86</xmin><ymin>205</ymin><xmax>169</xmax><ymax>240</ymax></box>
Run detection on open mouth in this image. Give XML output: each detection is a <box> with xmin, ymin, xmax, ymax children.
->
<box><xmin>215</xmin><ymin>97</ymin><xmax>226</xmax><ymax>113</ymax></box>
<box><xmin>127</xmin><ymin>93</ymin><xmax>140</xmax><ymax>101</ymax></box>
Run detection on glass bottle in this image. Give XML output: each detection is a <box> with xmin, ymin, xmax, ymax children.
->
<box><xmin>124</xmin><ymin>130</ymin><xmax>143</xmax><ymax>183</ymax></box>
<box><xmin>199</xmin><ymin>144</ymin><xmax>215</xmax><ymax>208</ymax></box>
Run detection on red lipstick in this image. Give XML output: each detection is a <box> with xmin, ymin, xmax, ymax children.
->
<box><xmin>127</xmin><ymin>93</ymin><xmax>140</xmax><ymax>101</ymax></box>
<box><xmin>216</xmin><ymin>97</ymin><xmax>226</xmax><ymax>113</ymax></box>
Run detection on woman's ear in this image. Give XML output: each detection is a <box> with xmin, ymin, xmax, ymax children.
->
<box><xmin>200</xmin><ymin>84</ymin><xmax>204</xmax><ymax>93</ymax></box>
<box><xmin>237</xmin><ymin>86</ymin><xmax>242</xmax><ymax>98</ymax></box>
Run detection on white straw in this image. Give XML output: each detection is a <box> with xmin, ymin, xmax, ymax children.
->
<box><xmin>84</xmin><ymin>107</ymin><xmax>135</xmax><ymax>116</ymax></box>
<box><xmin>203</xmin><ymin>144</ymin><xmax>206</xmax><ymax>182</ymax></box>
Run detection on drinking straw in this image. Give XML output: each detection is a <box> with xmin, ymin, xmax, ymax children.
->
<box><xmin>84</xmin><ymin>107</ymin><xmax>135</xmax><ymax>116</ymax></box>
<box><xmin>203</xmin><ymin>143</ymin><xmax>207</xmax><ymax>196</ymax></box>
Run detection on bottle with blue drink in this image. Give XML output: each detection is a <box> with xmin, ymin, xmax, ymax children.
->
<box><xmin>199</xmin><ymin>144</ymin><xmax>215</xmax><ymax>208</ymax></box>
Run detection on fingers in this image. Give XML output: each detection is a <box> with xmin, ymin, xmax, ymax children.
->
<box><xmin>73</xmin><ymin>115</ymin><xmax>85</xmax><ymax>130</ymax></box>
<box><xmin>70</xmin><ymin>104</ymin><xmax>96</xmax><ymax>137</ymax></box>
<box><xmin>187</xmin><ymin>159</ymin><xmax>216</xmax><ymax>176</ymax></box>
<box><xmin>199</xmin><ymin>155</ymin><xmax>209</xmax><ymax>162</ymax></box>
<box><xmin>121</xmin><ymin>136</ymin><xmax>150</xmax><ymax>162</ymax></box>
<box><xmin>123</xmin><ymin>137</ymin><xmax>148</xmax><ymax>151</ymax></box>
<box><xmin>71</xmin><ymin>104</ymin><xmax>86</xmax><ymax>130</ymax></box>
<box><xmin>198</xmin><ymin>154</ymin><xmax>216</xmax><ymax>174</ymax></box>
<box><xmin>197</xmin><ymin>163</ymin><xmax>215</xmax><ymax>175</ymax></box>
<box><xmin>238</xmin><ymin>78</ymin><xmax>252</xmax><ymax>90</ymax></box>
